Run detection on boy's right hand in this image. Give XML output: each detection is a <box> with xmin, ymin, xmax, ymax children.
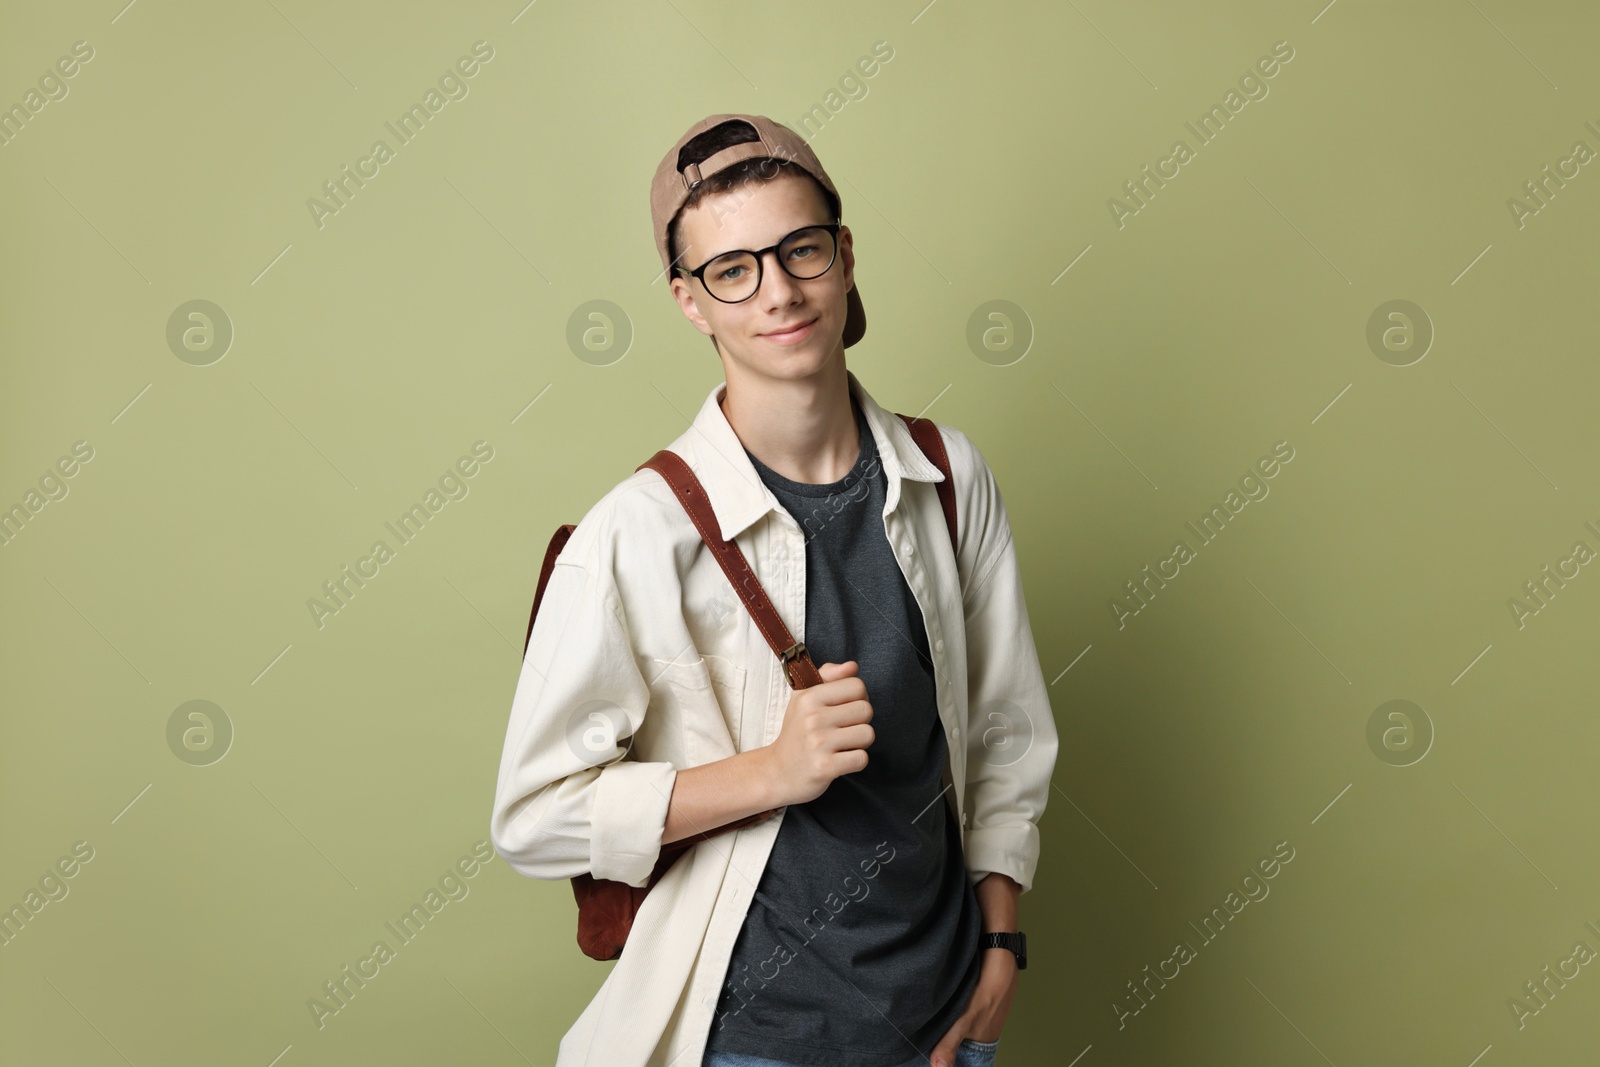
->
<box><xmin>763</xmin><ymin>660</ymin><xmax>874</xmax><ymax>807</ymax></box>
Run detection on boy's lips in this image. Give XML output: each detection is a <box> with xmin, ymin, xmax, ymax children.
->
<box><xmin>761</xmin><ymin>315</ymin><xmax>819</xmax><ymax>343</ymax></box>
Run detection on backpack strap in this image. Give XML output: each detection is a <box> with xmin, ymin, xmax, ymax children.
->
<box><xmin>525</xmin><ymin>523</ymin><xmax>576</xmax><ymax>656</ymax></box>
<box><xmin>895</xmin><ymin>413</ymin><xmax>958</xmax><ymax>559</ymax></box>
<box><xmin>637</xmin><ymin>449</ymin><xmax>824</xmax><ymax>692</ymax></box>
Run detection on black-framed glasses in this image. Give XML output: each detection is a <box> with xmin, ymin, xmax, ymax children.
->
<box><xmin>675</xmin><ymin>222</ymin><xmax>841</xmax><ymax>303</ymax></box>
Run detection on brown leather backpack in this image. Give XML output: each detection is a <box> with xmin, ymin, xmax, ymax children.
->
<box><xmin>522</xmin><ymin>412</ymin><xmax>957</xmax><ymax>961</ymax></box>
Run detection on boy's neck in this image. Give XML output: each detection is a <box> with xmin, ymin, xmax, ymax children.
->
<box><xmin>720</xmin><ymin>361</ymin><xmax>860</xmax><ymax>486</ymax></box>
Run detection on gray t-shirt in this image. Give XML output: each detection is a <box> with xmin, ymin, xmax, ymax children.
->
<box><xmin>702</xmin><ymin>393</ymin><xmax>983</xmax><ymax>1067</ymax></box>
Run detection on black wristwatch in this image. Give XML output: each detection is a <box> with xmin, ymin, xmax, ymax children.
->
<box><xmin>981</xmin><ymin>931</ymin><xmax>1027</xmax><ymax>970</ymax></box>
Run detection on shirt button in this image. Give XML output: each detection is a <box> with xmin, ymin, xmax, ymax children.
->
<box><xmin>934</xmin><ymin>638</ymin><xmax>944</xmax><ymax>653</ymax></box>
<box><xmin>906</xmin><ymin>542</ymin><xmax>915</xmax><ymax>556</ymax></box>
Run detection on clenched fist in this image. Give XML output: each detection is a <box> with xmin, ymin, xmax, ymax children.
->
<box><xmin>763</xmin><ymin>660</ymin><xmax>874</xmax><ymax>807</ymax></box>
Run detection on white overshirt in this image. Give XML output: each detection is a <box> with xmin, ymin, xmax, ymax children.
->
<box><xmin>489</xmin><ymin>369</ymin><xmax>1059</xmax><ymax>1067</ymax></box>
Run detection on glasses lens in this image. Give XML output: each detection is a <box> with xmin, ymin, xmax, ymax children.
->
<box><xmin>704</xmin><ymin>251</ymin><xmax>760</xmax><ymax>302</ymax></box>
<box><xmin>779</xmin><ymin>227</ymin><xmax>836</xmax><ymax>280</ymax></box>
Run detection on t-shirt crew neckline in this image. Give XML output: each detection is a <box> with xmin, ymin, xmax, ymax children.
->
<box><xmin>742</xmin><ymin>392</ymin><xmax>873</xmax><ymax>498</ymax></box>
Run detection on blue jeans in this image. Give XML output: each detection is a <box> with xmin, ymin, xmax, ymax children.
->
<box><xmin>703</xmin><ymin>1037</ymin><xmax>1001</xmax><ymax>1067</ymax></box>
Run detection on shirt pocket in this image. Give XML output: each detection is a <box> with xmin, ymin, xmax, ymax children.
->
<box><xmin>651</xmin><ymin>654</ymin><xmax>746</xmax><ymax>766</ymax></box>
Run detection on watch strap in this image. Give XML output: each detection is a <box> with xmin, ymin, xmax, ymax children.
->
<box><xmin>980</xmin><ymin>931</ymin><xmax>1027</xmax><ymax>969</ymax></box>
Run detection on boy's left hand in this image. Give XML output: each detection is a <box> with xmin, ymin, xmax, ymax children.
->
<box><xmin>928</xmin><ymin>948</ymin><xmax>1018</xmax><ymax>1067</ymax></box>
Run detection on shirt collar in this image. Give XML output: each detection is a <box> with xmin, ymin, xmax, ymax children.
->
<box><xmin>668</xmin><ymin>368</ymin><xmax>947</xmax><ymax>545</ymax></box>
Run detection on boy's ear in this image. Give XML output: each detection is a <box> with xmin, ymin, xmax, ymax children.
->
<box><xmin>838</xmin><ymin>224</ymin><xmax>855</xmax><ymax>292</ymax></box>
<box><xmin>669</xmin><ymin>275</ymin><xmax>715</xmax><ymax>338</ymax></box>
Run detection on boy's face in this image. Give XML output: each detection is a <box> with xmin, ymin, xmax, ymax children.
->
<box><xmin>668</xmin><ymin>172</ymin><xmax>855</xmax><ymax>387</ymax></box>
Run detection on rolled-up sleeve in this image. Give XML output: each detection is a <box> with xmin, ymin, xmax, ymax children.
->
<box><xmin>489</xmin><ymin>555</ymin><xmax>678</xmax><ymax>889</ymax></box>
<box><xmin>955</xmin><ymin>438</ymin><xmax>1060</xmax><ymax>895</ymax></box>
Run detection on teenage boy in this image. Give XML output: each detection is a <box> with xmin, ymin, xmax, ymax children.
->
<box><xmin>490</xmin><ymin>114</ymin><xmax>1057</xmax><ymax>1067</ymax></box>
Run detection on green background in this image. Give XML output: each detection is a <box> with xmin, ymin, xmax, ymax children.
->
<box><xmin>3</xmin><ymin>1</ymin><xmax>1597</xmax><ymax>1064</ymax></box>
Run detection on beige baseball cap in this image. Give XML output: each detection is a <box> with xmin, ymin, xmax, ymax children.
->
<box><xmin>651</xmin><ymin>113</ymin><xmax>865</xmax><ymax>349</ymax></box>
